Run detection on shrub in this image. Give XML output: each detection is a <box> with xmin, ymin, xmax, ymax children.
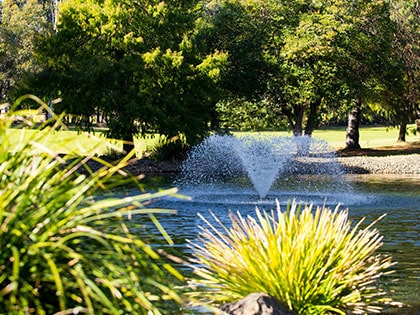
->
<box><xmin>189</xmin><ymin>200</ymin><xmax>397</xmax><ymax>314</ymax></box>
<box><xmin>0</xmin><ymin>97</ymin><xmax>186</xmax><ymax>314</ymax></box>
<box><xmin>147</xmin><ymin>137</ymin><xmax>189</xmax><ymax>162</ymax></box>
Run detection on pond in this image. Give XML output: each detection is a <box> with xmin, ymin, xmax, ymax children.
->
<box><xmin>128</xmin><ymin>173</ymin><xmax>420</xmax><ymax>314</ymax></box>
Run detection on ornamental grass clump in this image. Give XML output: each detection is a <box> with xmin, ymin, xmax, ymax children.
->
<box><xmin>0</xmin><ymin>96</ymin><xmax>186</xmax><ymax>314</ymax></box>
<box><xmin>189</xmin><ymin>200</ymin><xmax>397</xmax><ymax>314</ymax></box>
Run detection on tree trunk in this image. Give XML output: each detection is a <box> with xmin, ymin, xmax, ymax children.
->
<box><xmin>345</xmin><ymin>98</ymin><xmax>362</xmax><ymax>150</ymax></box>
<box><xmin>292</xmin><ymin>105</ymin><xmax>305</xmax><ymax>136</ymax></box>
<box><xmin>304</xmin><ymin>98</ymin><xmax>321</xmax><ymax>137</ymax></box>
<box><xmin>398</xmin><ymin>121</ymin><xmax>407</xmax><ymax>142</ymax></box>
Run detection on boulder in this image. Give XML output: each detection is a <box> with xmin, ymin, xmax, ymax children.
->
<box><xmin>216</xmin><ymin>292</ymin><xmax>297</xmax><ymax>315</ymax></box>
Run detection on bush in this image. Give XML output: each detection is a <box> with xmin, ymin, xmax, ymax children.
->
<box><xmin>0</xmin><ymin>97</ymin><xmax>186</xmax><ymax>314</ymax></box>
<box><xmin>147</xmin><ymin>137</ymin><xmax>189</xmax><ymax>162</ymax></box>
<box><xmin>189</xmin><ymin>200</ymin><xmax>397</xmax><ymax>314</ymax></box>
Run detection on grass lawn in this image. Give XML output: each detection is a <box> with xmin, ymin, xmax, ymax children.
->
<box><xmin>6</xmin><ymin>128</ymin><xmax>115</xmax><ymax>156</ymax></box>
<box><xmin>313</xmin><ymin>124</ymin><xmax>419</xmax><ymax>149</ymax></box>
<box><xmin>234</xmin><ymin>124</ymin><xmax>419</xmax><ymax>149</ymax></box>
<box><xmin>5</xmin><ymin>127</ymin><xmax>161</xmax><ymax>156</ymax></box>
<box><xmin>6</xmin><ymin>124</ymin><xmax>419</xmax><ymax>157</ymax></box>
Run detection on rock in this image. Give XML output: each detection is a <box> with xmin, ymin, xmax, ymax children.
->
<box><xmin>216</xmin><ymin>293</ymin><xmax>297</xmax><ymax>315</ymax></box>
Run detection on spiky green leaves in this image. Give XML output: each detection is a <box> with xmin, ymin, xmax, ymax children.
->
<box><xmin>189</xmin><ymin>200</ymin><xmax>396</xmax><ymax>314</ymax></box>
<box><xmin>0</xmin><ymin>100</ymin><xmax>186</xmax><ymax>314</ymax></box>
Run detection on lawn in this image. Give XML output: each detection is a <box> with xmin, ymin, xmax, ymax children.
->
<box><xmin>6</xmin><ymin>123</ymin><xmax>419</xmax><ymax>157</ymax></box>
<box><xmin>234</xmin><ymin>124</ymin><xmax>419</xmax><ymax>149</ymax></box>
<box><xmin>313</xmin><ymin>124</ymin><xmax>419</xmax><ymax>148</ymax></box>
<box><xmin>5</xmin><ymin>127</ymin><xmax>161</xmax><ymax>156</ymax></box>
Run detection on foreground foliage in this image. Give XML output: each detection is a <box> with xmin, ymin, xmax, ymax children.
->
<box><xmin>0</xmin><ymin>100</ymin><xmax>186</xmax><ymax>314</ymax></box>
<box><xmin>189</xmin><ymin>201</ymin><xmax>397</xmax><ymax>314</ymax></box>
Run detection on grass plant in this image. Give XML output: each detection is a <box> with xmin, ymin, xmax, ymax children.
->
<box><xmin>189</xmin><ymin>200</ymin><xmax>397</xmax><ymax>314</ymax></box>
<box><xmin>0</xmin><ymin>96</ymin><xmax>187</xmax><ymax>314</ymax></box>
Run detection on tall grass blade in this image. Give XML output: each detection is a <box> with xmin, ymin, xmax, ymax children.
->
<box><xmin>1</xmin><ymin>96</ymin><xmax>186</xmax><ymax>314</ymax></box>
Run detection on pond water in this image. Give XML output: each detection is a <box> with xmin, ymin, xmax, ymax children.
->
<box><xmin>126</xmin><ymin>173</ymin><xmax>420</xmax><ymax>314</ymax></box>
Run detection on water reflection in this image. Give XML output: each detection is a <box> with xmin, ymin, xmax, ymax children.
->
<box><xmin>129</xmin><ymin>174</ymin><xmax>420</xmax><ymax>314</ymax></box>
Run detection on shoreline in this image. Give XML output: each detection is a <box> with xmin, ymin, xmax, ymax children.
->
<box><xmin>110</xmin><ymin>153</ymin><xmax>420</xmax><ymax>176</ymax></box>
<box><xmin>337</xmin><ymin>154</ymin><xmax>420</xmax><ymax>175</ymax></box>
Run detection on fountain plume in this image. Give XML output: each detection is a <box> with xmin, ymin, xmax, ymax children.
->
<box><xmin>177</xmin><ymin>134</ymin><xmax>346</xmax><ymax>199</ymax></box>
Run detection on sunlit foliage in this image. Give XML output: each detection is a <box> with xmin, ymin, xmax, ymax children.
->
<box><xmin>0</xmin><ymin>96</ymin><xmax>186</xmax><ymax>314</ymax></box>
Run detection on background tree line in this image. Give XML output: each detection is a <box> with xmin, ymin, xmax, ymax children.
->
<box><xmin>1</xmin><ymin>0</ymin><xmax>419</xmax><ymax>152</ymax></box>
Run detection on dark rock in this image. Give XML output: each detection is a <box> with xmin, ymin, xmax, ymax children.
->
<box><xmin>217</xmin><ymin>293</ymin><xmax>297</xmax><ymax>315</ymax></box>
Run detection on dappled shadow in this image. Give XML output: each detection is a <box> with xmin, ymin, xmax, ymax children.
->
<box><xmin>339</xmin><ymin>165</ymin><xmax>370</xmax><ymax>174</ymax></box>
<box><xmin>337</xmin><ymin>142</ymin><xmax>420</xmax><ymax>157</ymax></box>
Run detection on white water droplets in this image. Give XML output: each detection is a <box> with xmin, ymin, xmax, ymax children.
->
<box><xmin>177</xmin><ymin>134</ymin><xmax>348</xmax><ymax>199</ymax></box>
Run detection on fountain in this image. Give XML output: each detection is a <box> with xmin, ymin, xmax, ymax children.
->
<box><xmin>176</xmin><ymin>134</ymin><xmax>348</xmax><ymax>199</ymax></box>
<box><xmin>235</xmin><ymin>135</ymin><xmax>293</xmax><ymax>198</ymax></box>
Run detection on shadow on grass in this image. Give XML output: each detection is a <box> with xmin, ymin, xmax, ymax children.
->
<box><xmin>337</xmin><ymin>142</ymin><xmax>420</xmax><ymax>157</ymax></box>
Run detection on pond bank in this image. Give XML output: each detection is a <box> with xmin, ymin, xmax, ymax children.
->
<box><xmin>108</xmin><ymin>153</ymin><xmax>420</xmax><ymax>176</ymax></box>
<box><xmin>337</xmin><ymin>154</ymin><xmax>420</xmax><ymax>174</ymax></box>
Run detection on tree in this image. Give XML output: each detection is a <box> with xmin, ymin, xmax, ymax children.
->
<box><xmin>215</xmin><ymin>97</ymin><xmax>288</xmax><ymax>131</ymax></box>
<box><xmin>197</xmin><ymin>0</ymin><xmax>280</xmax><ymax>131</ymax></box>
<box><xmin>342</xmin><ymin>0</ymin><xmax>419</xmax><ymax>146</ymax></box>
<box><xmin>269</xmin><ymin>1</ymin><xmax>354</xmax><ymax>136</ymax></box>
<box><xmin>40</xmin><ymin>0</ymin><xmax>62</xmax><ymax>30</ymax></box>
<box><xmin>345</xmin><ymin>98</ymin><xmax>362</xmax><ymax>149</ymax></box>
<box><xmin>388</xmin><ymin>0</ymin><xmax>420</xmax><ymax>141</ymax></box>
<box><xmin>19</xmin><ymin>0</ymin><xmax>222</xmax><ymax>153</ymax></box>
<box><xmin>202</xmin><ymin>0</ymin><xmax>395</xmax><ymax>139</ymax></box>
<box><xmin>336</xmin><ymin>0</ymin><xmax>419</xmax><ymax>148</ymax></box>
<box><xmin>0</xmin><ymin>0</ymin><xmax>51</xmax><ymax>102</ymax></box>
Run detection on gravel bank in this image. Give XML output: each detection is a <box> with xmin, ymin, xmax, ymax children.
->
<box><xmin>81</xmin><ymin>154</ymin><xmax>420</xmax><ymax>176</ymax></box>
<box><xmin>337</xmin><ymin>154</ymin><xmax>420</xmax><ymax>175</ymax></box>
<box><xmin>129</xmin><ymin>154</ymin><xmax>420</xmax><ymax>176</ymax></box>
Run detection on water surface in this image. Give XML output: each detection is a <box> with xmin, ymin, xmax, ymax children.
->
<box><xmin>133</xmin><ymin>174</ymin><xmax>420</xmax><ymax>314</ymax></box>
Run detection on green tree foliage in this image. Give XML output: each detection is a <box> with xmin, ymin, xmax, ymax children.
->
<box><xmin>267</xmin><ymin>0</ymin><xmax>354</xmax><ymax>136</ymax></box>
<box><xmin>338</xmin><ymin>1</ymin><xmax>398</xmax><ymax>148</ymax></box>
<box><xmin>0</xmin><ymin>0</ymin><xmax>51</xmax><ymax>101</ymax></box>
<box><xmin>386</xmin><ymin>0</ymin><xmax>420</xmax><ymax>141</ymax></box>
<box><xmin>19</xmin><ymin>0</ymin><xmax>222</xmax><ymax>152</ymax></box>
<box><xmin>202</xmin><ymin>0</ymin><xmax>412</xmax><ymax>140</ymax></box>
<box><xmin>216</xmin><ymin>97</ymin><xmax>288</xmax><ymax>131</ymax></box>
<box><xmin>40</xmin><ymin>0</ymin><xmax>62</xmax><ymax>30</ymax></box>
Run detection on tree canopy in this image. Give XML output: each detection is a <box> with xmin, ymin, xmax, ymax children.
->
<box><xmin>3</xmin><ymin>0</ymin><xmax>419</xmax><ymax>150</ymax></box>
<box><xmin>18</xmin><ymin>0</ymin><xmax>223</xmax><ymax>151</ymax></box>
<box><xmin>0</xmin><ymin>0</ymin><xmax>51</xmax><ymax>101</ymax></box>
<box><xmin>201</xmin><ymin>0</ymin><xmax>413</xmax><ymax>140</ymax></box>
